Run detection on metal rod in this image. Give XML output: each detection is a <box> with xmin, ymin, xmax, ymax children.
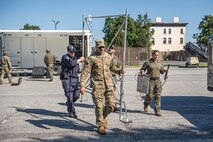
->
<box><xmin>85</xmin><ymin>19</ymin><xmax>96</xmax><ymax>42</ymax></box>
<box><xmin>85</xmin><ymin>14</ymin><xmax>125</xmax><ymax>19</ymax></box>
<box><xmin>119</xmin><ymin>9</ymin><xmax>128</xmax><ymax>121</ymax></box>
<box><xmin>82</xmin><ymin>14</ymin><xmax>85</xmax><ymax>57</ymax></box>
<box><xmin>106</xmin><ymin>20</ymin><xmax>125</xmax><ymax>51</ymax></box>
<box><xmin>80</xmin><ymin>14</ymin><xmax>85</xmax><ymax>102</ymax></box>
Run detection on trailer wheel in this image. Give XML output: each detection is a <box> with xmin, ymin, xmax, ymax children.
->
<box><xmin>207</xmin><ymin>86</ymin><xmax>213</xmax><ymax>91</ymax></box>
<box><xmin>54</xmin><ymin>64</ymin><xmax>62</xmax><ymax>75</ymax></box>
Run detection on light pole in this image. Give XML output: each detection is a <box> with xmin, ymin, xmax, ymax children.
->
<box><xmin>51</xmin><ymin>19</ymin><xmax>60</xmax><ymax>30</ymax></box>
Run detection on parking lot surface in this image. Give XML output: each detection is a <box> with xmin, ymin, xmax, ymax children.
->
<box><xmin>0</xmin><ymin>67</ymin><xmax>213</xmax><ymax>142</ymax></box>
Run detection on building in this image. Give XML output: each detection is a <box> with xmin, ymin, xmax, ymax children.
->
<box><xmin>151</xmin><ymin>17</ymin><xmax>188</xmax><ymax>60</ymax></box>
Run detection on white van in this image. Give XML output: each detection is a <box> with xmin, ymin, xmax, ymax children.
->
<box><xmin>185</xmin><ymin>57</ymin><xmax>199</xmax><ymax>67</ymax></box>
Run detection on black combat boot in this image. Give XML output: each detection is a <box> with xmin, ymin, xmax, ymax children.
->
<box><xmin>69</xmin><ymin>112</ymin><xmax>77</xmax><ymax>118</ymax></box>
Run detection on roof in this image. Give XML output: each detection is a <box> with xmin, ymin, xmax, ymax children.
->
<box><xmin>151</xmin><ymin>22</ymin><xmax>188</xmax><ymax>27</ymax></box>
<box><xmin>0</xmin><ymin>30</ymin><xmax>91</xmax><ymax>34</ymax></box>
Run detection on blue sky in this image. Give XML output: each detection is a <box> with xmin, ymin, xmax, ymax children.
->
<box><xmin>0</xmin><ymin>0</ymin><xmax>212</xmax><ymax>42</ymax></box>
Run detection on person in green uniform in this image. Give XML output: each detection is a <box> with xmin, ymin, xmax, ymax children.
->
<box><xmin>44</xmin><ymin>50</ymin><xmax>56</xmax><ymax>81</ymax></box>
<box><xmin>0</xmin><ymin>52</ymin><xmax>13</xmax><ymax>85</ymax></box>
<box><xmin>140</xmin><ymin>50</ymin><xmax>167</xmax><ymax>117</ymax></box>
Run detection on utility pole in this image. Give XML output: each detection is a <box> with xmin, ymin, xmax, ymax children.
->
<box><xmin>51</xmin><ymin>19</ymin><xmax>60</xmax><ymax>30</ymax></box>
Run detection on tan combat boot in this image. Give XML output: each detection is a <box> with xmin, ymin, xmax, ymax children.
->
<box><xmin>154</xmin><ymin>109</ymin><xmax>161</xmax><ymax>117</ymax></box>
<box><xmin>98</xmin><ymin>126</ymin><xmax>106</xmax><ymax>135</ymax></box>
<box><xmin>9</xmin><ymin>79</ymin><xmax>14</xmax><ymax>84</ymax></box>
<box><xmin>144</xmin><ymin>102</ymin><xmax>148</xmax><ymax>112</ymax></box>
<box><xmin>103</xmin><ymin>119</ymin><xmax>109</xmax><ymax>129</ymax></box>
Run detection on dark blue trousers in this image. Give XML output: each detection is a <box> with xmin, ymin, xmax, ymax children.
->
<box><xmin>62</xmin><ymin>78</ymin><xmax>80</xmax><ymax>114</ymax></box>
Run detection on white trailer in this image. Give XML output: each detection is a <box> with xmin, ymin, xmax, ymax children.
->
<box><xmin>0</xmin><ymin>30</ymin><xmax>91</xmax><ymax>72</ymax></box>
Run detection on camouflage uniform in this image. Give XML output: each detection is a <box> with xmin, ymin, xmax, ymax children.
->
<box><xmin>140</xmin><ymin>58</ymin><xmax>165</xmax><ymax>113</ymax></box>
<box><xmin>0</xmin><ymin>52</ymin><xmax>13</xmax><ymax>85</ymax></box>
<box><xmin>110</xmin><ymin>55</ymin><xmax>122</xmax><ymax>111</ymax></box>
<box><xmin>111</xmin><ymin>56</ymin><xmax>122</xmax><ymax>79</ymax></box>
<box><xmin>80</xmin><ymin>50</ymin><xmax>120</xmax><ymax>127</ymax></box>
<box><xmin>44</xmin><ymin>50</ymin><xmax>56</xmax><ymax>81</ymax></box>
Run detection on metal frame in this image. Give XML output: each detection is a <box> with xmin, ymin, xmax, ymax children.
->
<box><xmin>81</xmin><ymin>9</ymin><xmax>131</xmax><ymax>123</ymax></box>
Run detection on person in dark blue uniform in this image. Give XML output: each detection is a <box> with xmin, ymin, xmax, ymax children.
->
<box><xmin>60</xmin><ymin>45</ymin><xmax>84</xmax><ymax>118</ymax></box>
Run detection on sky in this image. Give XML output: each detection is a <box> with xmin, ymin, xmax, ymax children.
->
<box><xmin>0</xmin><ymin>0</ymin><xmax>212</xmax><ymax>42</ymax></box>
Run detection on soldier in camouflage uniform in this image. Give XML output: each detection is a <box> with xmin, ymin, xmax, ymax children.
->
<box><xmin>108</xmin><ymin>45</ymin><xmax>122</xmax><ymax>83</ymax></box>
<box><xmin>44</xmin><ymin>50</ymin><xmax>56</xmax><ymax>81</ymax></box>
<box><xmin>80</xmin><ymin>39</ymin><xmax>124</xmax><ymax>135</ymax></box>
<box><xmin>108</xmin><ymin>45</ymin><xmax>122</xmax><ymax>111</ymax></box>
<box><xmin>140</xmin><ymin>50</ymin><xmax>167</xmax><ymax>117</ymax></box>
<box><xmin>0</xmin><ymin>52</ymin><xmax>13</xmax><ymax>85</ymax></box>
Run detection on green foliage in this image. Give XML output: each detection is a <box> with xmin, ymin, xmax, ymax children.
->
<box><xmin>193</xmin><ymin>15</ymin><xmax>213</xmax><ymax>46</ymax></box>
<box><xmin>135</xmin><ymin>13</ymin><xmax>154</xmax><ymax>50</ymax></box>
<box><xmin>102</xmin><ymin>13</ymin><xmax>153</xmax><ymax>48</ymax></box>
<box><xmin>22</xmin><ymin>23</ymin><xmax>41</xmax><ymax>30</ymax></box>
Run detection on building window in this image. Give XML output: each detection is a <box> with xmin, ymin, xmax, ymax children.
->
<box><xmin>163</xmin><ymin>28</ymin><xmax>166</xmax><ymax>34</ymax></box>
<box><xmin>163</xmin><ymin>38</ymin><xmax>167</xmax><ymax>44</ymax></box>
<box><xmin>168</xmin><ymin>38</ymin><xmax>172</xmax><ymax>44</ymax></box>
<box><xmin>151</xmin><ymin>37</ymin><xmax>155</xmax><ymax>45</ymax></box>
<box><xmin>180</xmin><ymin>28</ymin><xmax>184</xmax><ymax>34</ymax></box>
<box><xmin>169</xmin><ymin>28</ymin><xmax>171</xmax><ymax>34</ymax></box>
<box><xmin>180</xmin><ymin>38</ymin><xmax>183</xmax><ymax>44</ymax></box>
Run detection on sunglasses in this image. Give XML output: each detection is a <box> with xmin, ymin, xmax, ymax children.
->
<box><xmin>98</xmin><ymin>46</ymin><xmax>105</xmax><ymax>49</ymax></box>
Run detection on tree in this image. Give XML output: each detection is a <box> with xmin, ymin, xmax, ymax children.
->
<box><xmin>102</xmin><ymin>16</ymin><xmax>136</xmax><ymax>47</ymax></box>
<box><xmin>135</xmin><ymin>13</ymin><xmax>154</xmax><ymax>58</ymax></box>
<box><xmin>22</xmin><ymin>23</ymin><xmax>41</xmax><ymax>30</ymax></box>
<box><xmin>102</xmin><ymin>13</ymin><xmax>153</xmax><ymax>49</ymax></box>
<box><xmin>193</xmin><ymin>15</ymin><xmax>213</xmax><ymax>46</ymax></box>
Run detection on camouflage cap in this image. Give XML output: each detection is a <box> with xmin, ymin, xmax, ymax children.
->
<box><xmin>95</xmin><ymin>39</ymin><xmax>105</xmax><ymax>48</ymax></box>
<box><xmin>3</xmin><ymin>52</ymin><xmax>9</xmax><ymax>56</ymax></box>
<box><xmin>109</xmin><ymin>45</ymin><xmax>115</xmax><ymax>50</ymax></box>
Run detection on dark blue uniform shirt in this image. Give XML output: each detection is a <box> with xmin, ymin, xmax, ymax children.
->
<box><xmin>60</xmin><ymin>54</ymin><xmax>80</xmax><ymax>79</ymax></box>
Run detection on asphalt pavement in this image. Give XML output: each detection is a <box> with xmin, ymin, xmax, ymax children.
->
<box><xmin>0</xmin><ymin>67</ymin><xmax>213</xmax><ymax>142</ymax></box>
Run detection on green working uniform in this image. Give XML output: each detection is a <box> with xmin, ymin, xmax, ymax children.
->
<box><xmin>140</xmin><ymin>58</ymin><xmax>165</xmax><ymax>112</ymax></box>
<box><xmin>44</xmin><ymin>51</ymin><xmax>56</xmax><ymax>81</ymax></box>
<box><xmin>0</xmin><ymin>53</ymin><xmax>13</xmax><ymax>85</ymax></box>
<box><xmin>80</xmin><ymin>51</ymin><xmax>121</xmax><ymax>126</ymax></box>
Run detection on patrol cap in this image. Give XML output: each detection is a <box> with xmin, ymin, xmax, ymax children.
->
<box><xmin>109</xmin><ymin>45</ymin><xmax>115</xmax><ymax>50</ymax></box>
<box><xmin>3</xmin><ymin>52</ymin><xmax>8</xmax><ymax>56</ymax></box>
<box><xmin>95</xmin><ymin>39</ymin><xmax>105</xmax><ymax>48</ymax></box>
<box><xmin>67</xmin><ymin>45</ymin><xmax>76</xmax><ymax>52</ymax></box>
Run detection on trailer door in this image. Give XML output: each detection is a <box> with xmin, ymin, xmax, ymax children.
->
<box><xmin>34</xmin><ymin>38</ymin><xmax>46</xmax><ymax>67</ymax></box>
<box><xmin>21</xmin><ymin>38</ymin><xmax>34</xmax><ymax>68</ymax></box>
<box><xmin>4</xmin><ymin>37</ymin><xmax>21</xmax><ymax>67</ymax></box>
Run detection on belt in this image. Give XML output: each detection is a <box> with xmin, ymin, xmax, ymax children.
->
<box><xmin>150</xmin><ymin>77</ymin><xmax>160</xmax><ymax>80</ymax></box>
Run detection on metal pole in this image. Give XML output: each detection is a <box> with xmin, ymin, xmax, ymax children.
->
<box><xmin>119</xmin><ymin>9</ymin><xmax>128</xmax><ymax>121</ymax></box>
<box><xmin>52</xmin><ymin>20</ymin><xmax>59</xmax><ymax>30</ymax></box>
<box><xmin>82</xmin><ymin>14</ymin><xmax>85</xmax><ymax>57</ymax></box>
<box><xmin>85</xmin><ymin>14</ymin><xmax>125</xmax><ymax>19</ymax></box>
<box><xmin>80</xmin><ymin>14</ymin><xmax>85</xmax><ymax>102</ymax></box>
